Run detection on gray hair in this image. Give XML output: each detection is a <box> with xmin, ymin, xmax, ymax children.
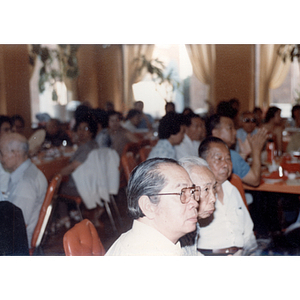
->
<box><xmin>127</xmin><ymin>157</ymin><xmax>181</xmax><ymax>219</ymax></box>
<box><xmin>2</xmin><ymin>133</ymin><xmax>29</xmax><ymax>156</ymax></box>
<box><xmin>179</xmin><ymin>156</ymin><xmax>210</xmax><ymax>174</ymax></box>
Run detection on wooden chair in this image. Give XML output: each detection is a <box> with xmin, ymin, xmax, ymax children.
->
<box><xmin>63</xmin><ymin>219</ymin><xmax>106</xmax><ymax>256</ymax></box>
<box><xmin>139</xmin><ymin>145</ymin><xmax>152</xmax><ymax>162</ymax></box>
<box><xmin>121</xmin><ymin>151</ymin><xmax>138</xmax><ymax>182</ymax></box>
<box><xmin>30</xmin><ymin>173</ymin><xmax>62</xmax><ymax>255</ymax></box>
<box><xmin>229</xmin><ymin>173</ymin><xmax>248</xmax><ymax>210</ymax></box>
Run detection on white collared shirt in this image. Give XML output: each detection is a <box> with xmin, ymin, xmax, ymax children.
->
<box><xmin>175</xmin><ymin>134</ymin><xmax>200</xmax><ymax>160</ymax></box>
<box><xmin>105</xmin><ymin>220</ymin><xmax>183</xmax><ymax>256</ymax></box>
<box><xmin>197</xmin><ymin>180</ymin><xmax>257</xmax><ymax>253</ymax></box>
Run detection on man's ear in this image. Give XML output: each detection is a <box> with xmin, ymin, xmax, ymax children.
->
<box><xmin>138</xmin><ymin>195</ymin><xmax>156</xmax><ymax>220</ymax></box>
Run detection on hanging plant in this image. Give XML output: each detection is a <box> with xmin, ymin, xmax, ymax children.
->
<box><xmin>277</xmin><ymin>44</ymin><xmax>300</xmax><ymax>62</ymax></box>
<box><xmin>29</xmin><ymin>44</ymin><xmax>80</xmax><ymax>101</ymax></box>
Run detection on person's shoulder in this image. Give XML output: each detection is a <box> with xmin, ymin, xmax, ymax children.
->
<box><xmin>24</xmin><ymin>162</ymin><xmax>47</xmax><ymax>184</ymax></box>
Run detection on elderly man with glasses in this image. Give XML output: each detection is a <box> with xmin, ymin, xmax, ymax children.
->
<box><xmin>235</xmin><ymin>111</ymin><xmax>258</xmax><ymax>155</ymax></box>
<box><xmin>105</xmin><ymin>158</ymin><xmax>200</xmax><ymax>256</ymax></box>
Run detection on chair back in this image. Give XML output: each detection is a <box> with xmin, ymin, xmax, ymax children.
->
<box><xmin>63</xmin><ymin>219</ymin><xmax>106</xmax><ymax>256</ymax></box>
<box><xmin>139</xmin><ymin>145</ymin><xmax>152</xmax><ymax>162</ymax></box>
<box><xmin>121</xmin><ymin>151</ymin><xmax>138</xmax><ymax>182</ymax></box>
<box><xmin>229</xmin><ymin>173</ymin><xmax>248</xmax><ymax>210</ymax></box>
<box><xmin>30</xmin><ymin>173</ymin><xmax>62</xmax><ymax>255</ymax></box>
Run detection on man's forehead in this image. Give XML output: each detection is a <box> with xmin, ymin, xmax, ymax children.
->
<box><xmin>159</xmin><ymin>163</ymin><xmax>191</xmax><ymax>183</ymax></box>
<box><xmin>208</xmin><ymin>143</ymin><xmax>230</xmax><ymax>155</ymax></box>
<box><xmin>190</xmin><ymin>165</ymin><xmax>214</xmax><ymax>179</ymax></box>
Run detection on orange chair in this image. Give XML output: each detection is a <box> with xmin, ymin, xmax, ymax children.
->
<box><xmin>30</xmin><ymin>173</ymin><xmax>62</xmax><ymax>255</ymax></box>
<box><xmin>139</xmin><ymin>145</ymin><xmax>152</xmax><ymax>162</ymax></box>
<box><xmin>63</xmin><ymin>219</ymin><xmax>106</xmax><ymax>256</ymax></box>
<box><xmin>229</xmin><ymin>173</ymin><xmax>248</xmax><ymax>210</ymax></box>
<box><xmin>121</xmin><ymin>151</ymin><xmax>138</xmax><ymax>182</ymax></box>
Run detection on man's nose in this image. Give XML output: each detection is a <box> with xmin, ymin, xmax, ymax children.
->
<box><xmin>210</xmin><ymin>192</ymin><xmax>217</xmax><ymax>204</ymax></box>
<box><xmin>187</xmin><ymin>196</ymin><xmax>199</xmax><ymax>209</ymax></box>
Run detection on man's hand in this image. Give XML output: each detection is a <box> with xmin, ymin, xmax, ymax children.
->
<box><xmin>247</xmin><ymin>127</ymin><xmax>268</xmax><ymax>154</ymax></box>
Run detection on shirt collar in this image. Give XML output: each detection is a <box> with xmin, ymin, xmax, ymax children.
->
<box><xmin>133</xmin><ymin>220</ymin><xmax>183</xmax><ymax>255</ymax></box>
<box><xmin>10</xmin><ymin>159</ymin><xmax>31</xmax><ymax>185</ymax></box>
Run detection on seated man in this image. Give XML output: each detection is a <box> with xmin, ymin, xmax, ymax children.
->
<box><xmin>0</xmin><ymin>133</ymin><xmax>48</xmax><ymax>247</ymax></box>
<box><xmin>197</xmin><ymin>136</ymin><xmax>257</xmax><ymax>255</ymax></box>
<box><xmin>235</xmin><ymin>111</ymin><xmax>258</xmax><ymax>155</ymax></box>
<box><xmin>179</xmin><ymin>156</ymin><xmax>217</xmax><ymax>256</ymax></box>
<box><xmin>175</xmin><ymin>112</ymin><xmax>206</xmax><ymax>159</ymax></box>
<box><xmin>148</xmin><ymin>112</ymin><xmax>185</xmax><ymax>160</ymax></box>
<box><xmin>105</xmin><ymin>158</ymin><xmax>200</xmax><ymax>256</ymax></box>
<box><xmin>286</xmin><ymin>104</ymin><xmax>300</xmax><ymax>152</ymax></box>
<box><xmin>0</xmin><ymin>115</ymin><xmax>12</xmax><ymax>195</ymax></box>
<box><xmin>207</xmin><ymin>114</ymin><xmax>267</xmax><ymax>187</ymax></box>
<box><xmin>133</xmin><ymin>100</ymin><xmax>154</xmax><ymax>130</ymax></box>
<box><xmin>44</xmin><ymin>118</ymin><xmax>72</xmax><ymax>147</ymax></box>
<box><xmin>121</xmin><ymin>109</ymin><xmax>142</xmax><ymax>133</ymax></box>
<box><xmin>91</xmin><ymin>108</ymin><xmax>111</xmax><ymax>148</ymax></box>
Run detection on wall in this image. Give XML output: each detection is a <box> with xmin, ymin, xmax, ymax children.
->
<box><xmin>0</xmin><ymin>45</ymin><xmax>32</xmax><ymax>137</ymax></box>
<box><xmin>214</xmin><ymin>44</ymin><xmax>255</xmax><ymax>112</ymax></box>
<box><xmin>0</xmin><ymin>44</ymin><xmax>256</xmax><ymax>133</ymax></box>
<box><xmin>76</xmin><ymin>44</ymin><xmax>123</xmax><ymax>110</ymax></box>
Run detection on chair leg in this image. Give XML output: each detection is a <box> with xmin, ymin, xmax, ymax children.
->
<box><xmin>110</xmin><ymin>195</ymin><xmax>123</xmax><ymax>227</ymax></box>
<box><xmin>76</xmin><ymin>203</ymin><xmax>83</xmax><ymax>221</ymax></box>
<box><xmin>104</xmin><ymin>201</ymin><xmax>117</xmax><ymax>232</ymax></box>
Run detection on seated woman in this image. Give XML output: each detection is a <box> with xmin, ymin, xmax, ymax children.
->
<box><xmin>58</xmin><ymin>112</ymin><xmax>101</xmax><ymax>227</ymax></box>
<box><xmin>261</xmin><ymin>106</ymin><xmax>283</xmax><ymax>156</ymax></box>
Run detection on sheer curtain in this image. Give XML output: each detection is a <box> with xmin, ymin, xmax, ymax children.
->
<box><xmin>185</xmin><ymin>44</ymin><xmax>216</xmax><ymax>105</ymax></box>
<box><xmin>122</xmin><ymin>44</ymin><xmax>155</xmax><ymax>110</ymax></box>
<box><xmin>259</xmin><ymin>44</ymin><xmax>291</xmax><ymax>108</ymax></box>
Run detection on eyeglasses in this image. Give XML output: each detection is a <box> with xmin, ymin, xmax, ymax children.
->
<box><xmin>150</xmin><ymin>185</ymin><xmax>201</xmax><ymax>204</ymax></box>
<box><xmin>242</xmin><ymin>118</ymin><xmax>256</xmax><ymax>123</ymax></box>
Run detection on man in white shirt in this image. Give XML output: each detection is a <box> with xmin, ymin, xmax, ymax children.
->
<box><xmin>105</xmin><ymin>157</ymin><xmax>200</xmax><ymax>256</ymax></box>
<box><xmin>196</xmin><ymin>136</ymin><xmax>257</xmax><ymax>255</ymax></box>
<box><xmin>175</xmin><ymin>112</ymin><xmax>206</xmax><ymax>159</ymax></box>
<box><xmin>0</xmin><ymin>115</ymin><xmax>13</xmax><ymax>196</ymax></box>
<box><xmin>0</xmin><ymin>133</ymin><xmax>48</xmax><ymax>247</ymax></box>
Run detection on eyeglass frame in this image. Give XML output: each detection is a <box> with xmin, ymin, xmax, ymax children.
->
<box><xmin>149</xmin><ymin>185</ymin><xmax>201</xmax><ymax>204</ymax></box>
<box><xmin>242</xmin><ymin>118</ymin><xmax>256</xmax><ymax>123</ymax></box>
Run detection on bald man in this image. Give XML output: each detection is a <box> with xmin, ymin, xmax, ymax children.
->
<box><xmin>0</xmin><ymin>133</ymin><xmax>48</xmax><ymax>247</ymax></box>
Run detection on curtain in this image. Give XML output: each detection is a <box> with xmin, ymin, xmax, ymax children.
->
<box><xmin>185</xmin><ymin>44</ymin><xmax>216</xmax><ymax>105</ymax></box>
<box><xmin>259</xmin><ymin>44</ymin><xmax>291</xmax><ymax>108</ymax></box>
<box><xmin>122</xmin><ymin>44</ymin><xmax>155</xmax><ymax>110</ymax></box>
<box><xmin>27</xmin><ymin>44</ymin><xmax>37</xmax><ymax>79</ymax></box>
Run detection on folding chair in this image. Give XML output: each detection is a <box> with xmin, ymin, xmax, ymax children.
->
<box><xmin>30</xmin><ymin>173</ymin><xmax>62</xmax><ymax>255</ymax></box>
<box><xmin>63</xmin><ymin>219</ymin><xmax>106</xmax><ymax>256</ymax></box>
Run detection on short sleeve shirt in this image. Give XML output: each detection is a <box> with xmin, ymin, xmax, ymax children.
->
<box><xmin>230</xmin><ymin>149</ymin><xmax>250</xmax><ymax>179</ymax></box>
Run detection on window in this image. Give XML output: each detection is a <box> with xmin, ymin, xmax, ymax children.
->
<box><xmin>270</xmin><ymin>59</ymin><xmax>300</xmax><ymax>119</ymax></box>
<box><xmin>29</xmin><ymin>44</ymin><xmax>70</xmax><ymax>126</ymax></box>
<box><xmin>132</xmin><ymin>44</ymin><xmax>208</xmax><ymax>119</ymax></box>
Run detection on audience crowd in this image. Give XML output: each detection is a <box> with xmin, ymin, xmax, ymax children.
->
<box><xmin>1</xmin><ymin>98</ymin><xmax>300</xmax><ymax>256</ymax></box>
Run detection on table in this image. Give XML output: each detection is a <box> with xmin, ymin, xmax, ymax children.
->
<box><xmin>33</xmin><ymin>155</ymin><xmax>70</xmax><ymax>182</ymax></box>
<box><xmin>244</xmin><ymin>156</ymin><xmax>300</xmax><ymax>195</ymax></box>
<box><xmin>243</xmin><ymin>179</ymin><xmax>300</xmax><ymax>195</ymax></box>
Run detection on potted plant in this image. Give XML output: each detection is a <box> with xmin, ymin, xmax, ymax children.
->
<box><xmin>29</xmin><ymin>44</ymin><xmax>80</xmax><ymax>101</ymax></box>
